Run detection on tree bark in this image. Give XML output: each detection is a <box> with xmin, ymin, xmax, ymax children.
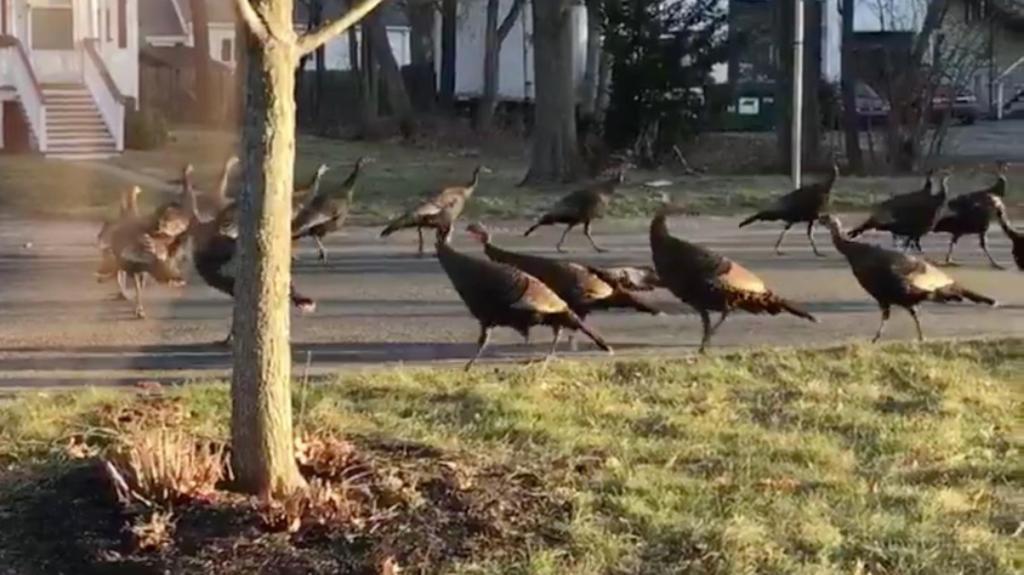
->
<box><xmin>189</xmin><ymin>0</ymin><xmax>211</xmax><ymax>124</ymax></box>
<box><xmin>360</xmin><ymin>21</ymin><xmax>380</xmax><ymax>130</ymax></box>
<box><xmin>366</xmin><ymin>10</ymin><xmax>415</xmax><ymax>137</ymax></box>
<box><xmin>440</xmin><ymin>0</ymin><xmax>457</xmax><ymax>111</ymax></box>
<box><xmin>579</xmin><ymin>0</ymin><xmax>602</xmax><ymax>117</ymax></box>
<box><xmin>522</xmin><ymin>0</ymin><xmax>582</xmax><ymax>185</ymax></box>
<box><xmin>407</xmin><ymin>0</ymin><xmax>436</xmax><ymax>111</ymax></box>
<box><xmin>313</xmin><ymin>2</ymin><xmax>325</xmax><ymax>124</ymax></box>
<box><xmin>477</xmin><ymin>0</ymin><xmax>524</xmax><ymax>132</ymax></box>
<box><xmin>232</xmin><ymin>0</ymin><xmax>304</xmax><ymax>498</ymax></box>
<box><xmin>841</xmin><ymin>0</ymin><xmax>863</xmax><ymax>174</ymax></box>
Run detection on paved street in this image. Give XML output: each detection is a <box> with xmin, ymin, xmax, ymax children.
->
<box><xmin>0</xmin><ymin>215</ymin><xmax>1019</xmax><ymax>389</ymax></box>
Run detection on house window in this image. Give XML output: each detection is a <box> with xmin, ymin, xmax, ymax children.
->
<box><xmin>31</xmin><ymin>8</ymin><xmax>74</xmax><ymax>50</ymax></box>
<box><xmin>118</xmin><ymin>0</ymin><xmax>127</xmax><ymax>48</ymax></box>
<box><xmin>965</xmin><ymin>0</ymin><xmax>988</xmax><ymax>23</ymax></box>
<box><xmin>221</xmin><ymin>38</ymin><xmax>233</xmax><ymax>62</ymax></box>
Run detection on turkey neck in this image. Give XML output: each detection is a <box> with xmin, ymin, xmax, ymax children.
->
<box><xmin>995</xmin><ymin>210</ymin><xmax>1020</xmax><ymax>240</ymax></box>
<box><xmin>823</xmin><ymin>222</ymin><xmax>856</xmax><ymax>257</ymax></box>
<box><xmin>650</xmin><ymin>211</ymin><xmax>672</xmax><ymax>245</ymax></box>
<box><xmin>215</xmin><ymin>160</ymin><xmax>236</xmax><ymax>200</ymax></box>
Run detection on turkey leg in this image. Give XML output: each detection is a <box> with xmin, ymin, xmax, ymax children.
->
<box><xmin>116</xmin><ymin>270</ymin><xmax>130</xmax><ymax>301</ymax></box>
<box><xmin>465</xmin><ymin>325</ymin><xmax>492</xmax><ymax>371</ymax></box>
<box><xmin>807</xmin><ymin>221</ymin><xmax>825</xmax><ymax>257</ymax></box>
<box><xmin>583</xmin><ymin>221</ymin><xmax>608</xmax><ymax>253</ymax></box>
<box><xmin>710</xmin><ymin>310</ymin><xmax>729</xmax><ymax>335</ymax></box>
<box><xmin>698</xmin><ymin>310</ymin><xmax>713</xmax><ymax>353</ymax></box>
<box><xmin>555</xmin><ymin>224</ymin><xmax>576</xmax><ymax>253</ymax></box>
<box><xmin>774</xmin><ymin>223</ymin><xmax>793</xmax><ymax>255</ymax></box>
<box><xmin>943</xmin><ymin>235</ymin><xmax>961</xmax><ymax>266</ymax></box>
<box><xmin>907</xmin><ymin>307</ymin><xmax>924</xmax><ymax>342</ymax></box>
<box><xmin>417</xmin><ymin>227</ymin><xmax>425</xmax><ymax>258</ymax></box>
<box><xmin>978</xmin><ymin>233</ymin><xmax>1004</xmax><ymax>269</ymax></box>
<box><xmin>313</xmin><ymin>236</ymin><xmax>329</xmax><ymax>263</ymax></box>
<box><xmin>132</xmin><ymin>273</ymin><xmax>146</xmax><ymax>319</ymax></box>
<box><xmin>545</xmin><ymin>325</ymin><xmax>563</xmax><ymax>364</ymax></box>
<box><xmin>871</xmin><ymin>306</ymin><xmax>891</xmax><ymax>343</ymax></box>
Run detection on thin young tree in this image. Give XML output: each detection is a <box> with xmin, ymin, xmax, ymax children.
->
<box><xmin>189</xmin><ymin>0</ymin><xmax>211</xmax><ymax>123</ymax></box>
<box><xmin>477</xmin><ymin>0</ymin><xmax>524</xmax><ymax>132</ymax></box>
<box><xmin>229</xmin><ymin>0</ymin><xmax>384</xmax><ymax>497</ymax></box>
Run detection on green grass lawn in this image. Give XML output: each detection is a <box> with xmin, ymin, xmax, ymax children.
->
<box><xmin>7</xmin><ymin>128</ymin><xmax>1007</xmax><ymax>223</ymax></box>
<box><xmin>1</xmin><ymin>339</ymin><xmax>1021</xmax><ymax>574</ymax></box>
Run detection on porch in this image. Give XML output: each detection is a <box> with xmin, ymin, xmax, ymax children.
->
<box><xmin>0</xmin><ymin>0</ymin><xmax>138</xmax><ymax>159</ymax></box>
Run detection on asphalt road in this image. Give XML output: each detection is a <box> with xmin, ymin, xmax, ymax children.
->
<box><xmin>0</xmin><ymin>215</ymin><xmax>1020</xmax><ymax>389</ymax></box>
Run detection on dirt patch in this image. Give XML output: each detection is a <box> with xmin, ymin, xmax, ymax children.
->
<box><xmin>0</xmin><ymin>399</ymin><xmax>571</xmax><ymax>575</ymax></box>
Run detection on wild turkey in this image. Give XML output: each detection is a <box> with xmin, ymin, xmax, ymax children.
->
<box><xmin>989</xmin><ymin>196</ymin><xmax>1023</xmax><ymax>270</ymax></box>
<box><xmin>97</xmin><ymin>185</ymin><xmax>142</xmax><ymax>300</ymax></box>
<box><xmin>652</xmin><ymin>203</ymin><xmax>817</xmax><ymax>352</ymax></box>
<box><xmin>435</xmin><ymin>219</ymin><xmax>612</xmax><ymax>370</ymax></box>
<box><xmin>933</xmin><ymin>162</ymin><xmax>1009</xmax><ymax>268</ymax></box>
<box><xmin>738</xmin><ymin>161</ymin><xmax>839</xmax><ymax>256</ymax></box>
<box><xmin>466</xmin><ymin>222</ymin><xmax>660</xmax><ymax>346</ymax></box>
<box><xmin>849</xmin><ymin>170</ymin><xmax>949</xmax><ymax>252</ymax></box>
<box><xmin>588</xmin><ymin>265</ymin><xmax>662</xmax><ymax>291</ymax></box>
<box><xmin>292</xmin><ymin>163</ymin><xmax>330</xmax><ymax>209</ymax></box>
<box><xmin>522</xmin><ymin>168</ymin><xmax>627</xmax><ymax>253</ymax></box>
<box><xmin>819</xmin><ymin>214</ymin><xmax>996</xmax><ymax>342</ymax></box>
<box><xmin>380</xmin><ymin>165</ymin><xmax>488</xmax><ymax>256</ymax></box>
<box><xmin>195</xmin><ymin>156</ymin><xmax>240</xmax><ymax>219</ymax></box>
<box><xmin>183</xmin><ymin>165</ymin><xmax>316</xmax><ymax>343</ymax></box>
<box><xmin>292</xmin><ymin>157</ymin><xmax>370</xmax><ymax>262</ymax></box>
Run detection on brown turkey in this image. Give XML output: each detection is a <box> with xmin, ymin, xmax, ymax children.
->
<box><xmin>652</xmin><ymin>203</ymin><xmax>817</xmax><ymax>352</ymax></box>
<box><xmin>522</xmin><ymin>168</ymin><xmax>627</xmax><ymax>252</ymax></box>
<box><xmin>933</xmin><ymin>161</ymin><xmax>1009</xmax><ymax>268</ymax></box>
<box><xmin>97</xmin><ymin>185</ymin><xmax>142</xmax><ymax>300</ymax></box>
<box><xmin>293</xmin><ymin>157</ymin><xmax>370</xmax><ymax>262</ymax></box>
<box><xmin>989</xmin><ymin>196</ymin><xmax>1023</xmax><ymax>270</ymax></box>
<box><xmin>738</xmin><ymin>161</ymin><xmax>839</xmax><ymax>256</ymax></box>
<box><xmin>435</xmin><ymin>219</ymin><xmax>612</xmax><ymax>370</ymax></box>
<box><xmin>380</xmin><ymin>165</ymin><xmax>489</xmax><ymax>256</ymax></box>
<box><xmin>849</xmin><ymin>170</ymin><xmax>949</xmax><ymax>252</ymax></box>
<box><xmin>466</xmin><ymin>222</ymin><xmax>660</xmax><ymax>348</ymax></box>
<box><xmin>291</xmin><ymin>163</ymin><xmax>330</xmax><ymax>210</ymax></box>
<box><xmin>819</xmin><ymin>214</ymin><xmax>996</xmax><ymax>342</ymax></box>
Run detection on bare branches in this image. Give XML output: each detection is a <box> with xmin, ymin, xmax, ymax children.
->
<box><xmin>232</xmin><ymin>0</ymin><xmax>272</xmax><ymax>44</ymax></box>
<box><xmin>497</xmin><ymin>0</ymin><xmax>525</xmax><ymax>44</ymax></box>
<box><xmin>297</xmin><ymin>0</ymin><xmax>386</xmax><ymax>56</ymax></box>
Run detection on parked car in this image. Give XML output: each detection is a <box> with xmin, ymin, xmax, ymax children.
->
<box><xmin>931</xmin><ymin>86</ymin><xmax>979</xmax><ymax>125</ymax></box>
<box><xmin>854</xmin><ymin>82</ymin><xmax>890</xmax><ymax>127</ymax></box>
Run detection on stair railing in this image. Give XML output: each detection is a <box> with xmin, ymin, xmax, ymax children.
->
<box><xmin>82</xmin><ymin>39</ymin><xmax>126</xmax><ymax>151</ymax></box>
<box><xmin>0</xmin><ymin>35</ymin><xmax>47</xmax><ymax>152</ymax></box>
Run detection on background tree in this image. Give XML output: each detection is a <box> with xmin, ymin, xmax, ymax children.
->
<box><xmin>578</xmin><ymin>0</ymin><xmax>604</xmax><ymax>118</ymax></box>
<box><xmin>522</xmin><ymin>0</ymin><xmax>583</xmax><ymax>185</ymax></box>
<box><xmin>603</xmin><ymin>0</ymin><xmax>727</xmax><ymax>167</ymax></box>
<box><xmin>775</xmin><ymin>0</ymin><xmax>824</xmax><ymax>172</ymax></box>
<box><xmin>366</xmin><ymin>8</ymin><xmax>416</xmax><ymax>137</ymax></box>
<box><xmin>440</xmin><ymin>0</ymin><xmax>458</xmax><ymax>111</ymax></box>
<box><xmin>477</xmin><ymin>0</ymin><xmax>524</xmax><ymax>131</ymax></box>
<box><xmin>840</xmin><ymin>0</ymin><xmax>864</xmax><ymax>174</ymax></box>
<box><xmin>189</xmin><ymin>0</ymin><xmax>212</xmax><ymax>123</ymax></box>
<box><xmin>406</xmin><ymin>0</ymin><xmax>437</xmax><ymax>111</ymax></box>
<box><xmin>229</xmin><ymin>0</ymin><xmax>383</xmax><ymax>497</ymax></box>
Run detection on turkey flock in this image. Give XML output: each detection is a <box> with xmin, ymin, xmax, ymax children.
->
<box><xmin>96</xmin><ymin>157</ymin><xmax>1018</xmax><ymax>369</ymax></box>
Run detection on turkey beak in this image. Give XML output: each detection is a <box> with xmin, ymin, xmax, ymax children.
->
<box><xmin>478</xmin><ymin>166</ymin><xmax>493</xmax><ymax>175</ymax></box>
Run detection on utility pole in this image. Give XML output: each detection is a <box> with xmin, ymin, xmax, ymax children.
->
<box><xmin>791</xmin><ymin>0</ymin><xmax>804</xmax><ymax>188</ymax></box>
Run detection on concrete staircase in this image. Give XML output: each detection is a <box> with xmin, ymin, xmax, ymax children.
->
<box><xmin>42</xmin><ymin>84</ymin><xmax>118</xmax><ymax>160</ymax></box>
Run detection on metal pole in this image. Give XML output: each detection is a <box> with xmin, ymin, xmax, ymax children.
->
<box><xmin>791</xmin><ymin>0</ymin><xmax>805</xmax><ymax>188</ymax></box>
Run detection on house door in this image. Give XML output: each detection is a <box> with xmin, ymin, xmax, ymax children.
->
<box><xmin>28</xmin><ymin>3</ymin><xmax>80</xmax><ymax>83</ymax></box>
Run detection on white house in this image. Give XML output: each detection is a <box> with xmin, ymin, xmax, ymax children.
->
<box><xmin>436</xmin><ymin>0</ymin><xmax>588</xmax><ymax>102</ymax></box>
<box><xmin>295</xmin><ymin>0</ymin><xmax>411</xmax><ymax>72</ymax></box>
<box><xmin>0</xmin><ymin>0</ymin><xmax>137</xmax><ymax>159</ymax></box>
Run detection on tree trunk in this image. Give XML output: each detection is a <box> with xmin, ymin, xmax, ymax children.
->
<box><xmin>366</xmin><ymin>11</ymin><xmax>415</xmax><ymax>137</ymax></box>
<box><xmin>232</xmin><ymin>2</ymin><xmax>304</xmax><ymax>497</ymax></box>
<box><xmin>189</xmin><ymin>0</ymin><xmax>211</xmax><ymax>123</ymax></box>
<box><xmin>841</xmin><ymin>0</ymin><xmax>863</xmax><ymax>173</ymax></box>
<box><xmin>313</xmin><ymin>2</ymin><xmax>325</xmax><ymax>124</ymax></box>
<box><xmin>595</xmin><ymin>46</ymin><xmax>612</xmax><ymax>122</ymax></box>
<box><xmin>360</xmin><ymin>21</ymin><xmax>380</xmax><ymax>131</ymax></box>
<box><xmin>407</xmin><ymin>0</ymin><xmax>436</xmax><ymax>111</ymax></box>
<box><xmin>477</xmin><ymin>0</ymin><xmax>524</xmax><ymax>132</ymax></box>
<box><xmin>579</xmin><ymin>0</ymin><xmax>602</xmax><ymax>117</ymax></box>
<box><xmin>440</xmin><ymin>0</ymin><xmax>457</xmax><ymax>111</ymax></box>
<box><xmin>775</xmin><ymin>0</ymin><xmax>792</xmax><ymax>172</ymax></box>
<box><xmin>522</xmin><ymin>1</ymin><xmax>582</xmax><ymax>185</ymax></box>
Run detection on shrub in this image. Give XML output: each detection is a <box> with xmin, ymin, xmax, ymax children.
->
<box><xmin>126</xmin><ymin>107</ymin><xmax>169</xmax><ymax>150</ymax></box>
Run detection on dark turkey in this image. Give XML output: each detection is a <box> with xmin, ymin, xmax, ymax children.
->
<box><xmin>849</xmin><ymin>170</ymin><xmax>949</xmax><ymax>252</ymax></box>
<box><xmin>522</xmin><ymin>168</ymin><xmax>626</xmax><ymax>252</ymax></box>
<box><xmin>435</xmin><ymin>221</ymin><xmax>612</xmax><ymax>370</ymax></box>
<box><xmin>184</xmin><ymin>165</ymin><xmax>316</xmax><ymax>344</ymax></box>
<box><xmin>738</xmin><ymin>161</ymin><xmax>839</xmax><ymax>256</ymax></box>
<box><xmin>990</xmin><ymin>196</ymin><xmax>1022</xmax><ymax>270</ymax></box>
<box><xmin>653</xmin><ymin>203</ymin><xmax>817</xmax><ymax>352</ymax></box>
<box><xmin>933</xmin><ymin>161</ymin><xmax>1009</xmax><ymax>268</ymax></box>
<box><xmin>381</xmin><ymin>165</ymin><xmax>488</xmax><ymax>256</ymax></box>
<box><xmin>292</xmin><ymin>157</ymin><xmax>370</xmax><ymax>262</ymax></box>
<box><xmin>466</xmin><ymin>222</ymin><xmax>660</xmax><ymax>347</ymax></box>
<box><xmin>819</xmin><ymin>214</ymin><xmax>996</xmax><ymax>342</ymax></box>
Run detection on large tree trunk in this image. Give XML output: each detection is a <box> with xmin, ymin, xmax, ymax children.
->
<box><xmin>522</xmin><ymin>1</ymin><xmax>582</xmax><ymax>185</ymax></box>
<box><xmin>313</xmin><ymin>2</ymin><xmax>325</xmax><ymax>124</ymax></box>
<box><xmin>366</xmin><ymin>11</ymin><xmax>415</xmax><ymax>137</ymax></box>
<box><xmin>578</xmin><ymin>0</ymin><xmax>602</xmax><ymax>117</ymax></box>
<box><xmin>841</xmin><ymin>0</ymin><xmax>863</xmax><ymax>174</ymax></box>
<box><xmin>360</xmin><ymin>21</ymin><xmax>380</xmax><ymax>130</ymax></box>
<box><xmin>774</xmin><ymin>0</ymin><xmax>822</xmax><ymax>172</ymax></box>
<box><xmin>439</xmin><ymin>0</ymin><xmax>457</xmax><ymax>111</ymax></box>
<box><xmin>477</xmin><ymin>0</ymin><xmax>524</xmax><ymax>132</ymax></box>
<box><xmin>407</xmin><ymin>0</ymin><xmax>436</xmax><ymax>111</ymax></box>
<box><xmin>232</xmin><ymin>1</ymin><xmax>304</xmax><ymax>497</ymax></box>
<box><xmin>189</xmin><ymin>0</ymin><xmax>211</xmax><ymax>123</ymax></box>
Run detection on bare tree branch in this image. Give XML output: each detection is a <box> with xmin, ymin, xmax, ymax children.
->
<box><xmin>297</xmin><ymin>0</ymin><xmax>387</xmax><ymax>56</ymax></box>
<box><xmin>232</xmin><ymin>0</ymin><xmax>272</xmax><ymax>44</ymax></box>
<box><xmin>497</xmin><ymin>0</ymin><xmax>525</xmax><ymax>44</ymax></box>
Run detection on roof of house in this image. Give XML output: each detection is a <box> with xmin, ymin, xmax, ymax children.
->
<box><xmin>140</xmin><ymin>0</ymin><xmax>188</xmax><ymax>37</ymax></box>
